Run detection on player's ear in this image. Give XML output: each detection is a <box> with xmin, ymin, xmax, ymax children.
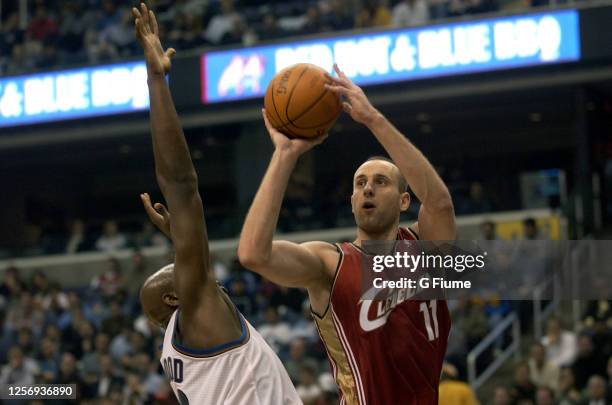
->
<box><xmin>400</xmin><ymin>191</ymin><xmax>410</xmax><ymax>212</ymax></box>
<box><xmin>162</xmin><ymin>292</ymin><xmax>179</xmax><ymax>307</ymax></box>
<box><xmin>350</xmin><ymin>193</ymin><xmax>355</xmax><ymax>214</ymax></box>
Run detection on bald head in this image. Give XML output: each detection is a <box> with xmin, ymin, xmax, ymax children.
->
<box><xmin>140</xmin><ymin>264</ymin><xmax>178</xmax><ymax>328</ymax></box>
<box><xmin>361</xmin><ymin>156</ymin><xmax>407</xmax><ymax>193</ymax></box>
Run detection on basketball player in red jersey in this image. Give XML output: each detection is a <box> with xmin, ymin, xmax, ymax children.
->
<box><xmin>238</xmin><ymin>64</ymin><xmax>456</xmax><ymax>405</ymax></box>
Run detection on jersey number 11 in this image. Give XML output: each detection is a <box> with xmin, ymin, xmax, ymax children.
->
<box><xmin>419</xmin><ymin>300</ymin><xmax>439</xmax><ymax>341</ymax></box>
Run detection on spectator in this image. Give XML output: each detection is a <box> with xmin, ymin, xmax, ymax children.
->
<box><xmin>321</xmin><ymin>0</ymin><xmax>354</xmax><ymax>31</ymax></box>
<box><xmin>589</xmin><ymin>315</ymin><xmax>612</xmax><ymax>360</ymax></box>
<box><xmin>269</xmin><ymin>286</ymin><xmax>306</xmax><ymax>315</ymax></box>
<box><xmin>459</xmin><ymin>181</ymin><xmax>493</xmax><ymax>214</ymax></box>
<box><xmin>0</xmin><ymin>266</ymin><xmax>24</xmax><ymax>301</ymax></box>
<box><xmin>109</xmin><ymin>326</ymin><xmax>134</xmax><ymax>361</ymax></box>
<box><xmin>30</xmin><ymin>270</ymin><xmax>50</xmax><ymax>298</ymax></box>
<box><xmin>535</xmin><ymin>386</ymin><xmax>555</xmax><ymax>405</ymax></box>
<box><xmin>463</xmin><ymin>300</ymin><xmax>489</xmax><ymax>349</ymax></box>
<box><xmin>227</xmin><ymin>276</ymin><xmax>257</xmax><ymax>318</ymax></box>
<box><xmin>99</xmin><ymin>7</ymin><xmax>136</xmax><ymax>57</ymax></box>
<box><xmin>392</xmin><ymin>0</ymin><xmax>430</xmax><ymax>27</ymax></box>
<box><xmin>523</xmin><ymin>217</ymin><xmax>541</xmax><ymax>240</ymax></box>
<box><xmin>36</xmin><ymin>40</ymin><xmax>60</xmax><ymax>69</ymax></box>
<box><xmin>123</xmin><ymin>372</ymin><xmax>147</xmax><ymax>405</ymax></box>
<box><xmin>528</xmin><ymin>342</ymin><xmax>560</xmax><ymax>391</ymax></box>
<box><xmin>65</xmin><ymin>219</ymin><xmax>89</xmax><ymax>254</ymax></box>
<box><xmin>91</xmin><ymin>257</ymin><xmax>124</xmax><ymax>298</ymax></box>
<box><xmin>16</xmin><ymin>327</ymin><xmax>35</xmax><ymax>358</ymax></box>
<box><xmin>492</xmin><ymin>386</ymin><xmax>512</xmax><ymax>405</ymax></box>
<box><xmin>572</xmin><ymin>334</ymin><xmax>608</xmax><ymax>390</ymax></box>
<box><xmin>510</xmin><ymin>362</ymin><xmax>536</xmax><ymax>404</ymax></box>
<box><xmin>54</xmin><ymin>353</ymin><xmax>83</xmax><ymax>397</ymax></box>
<box><xmin>135</xmin><ymin>221</ymin><xmax>168</xmax><ymax>249</ymax></box>
<box><xmin>26</xmin><ymin>3</ymin><xmax>58</xmax><ymax>42</ymax></box>
<box><xmin>133</xmin><ymin>352</ymin><xmax>164</xmax><ymax>398</ymax></box>
<box><xmin>355</xmin><ymin>0</ymin><xmax>392</xmax><ymax>28</ymax></box>
<box><xmin>5</xmin><ymin>291</ymin><xmax>45</xmax><ymax>337</ymax></box>
<box><xmin>125</xmin><ymin>250</ymin><xmax>150</xmax><ymax>297</ymax></box>
<box><xmin>285</xmin><ymin>338</ymin><xmax>320</xmax><ymax>383</ymax></box>
<box><xmin>98</xmin><ymin>0</ymin><xmax>121</xmax><ymax>32</ymax></box>
<box><xmin>291</xmin><ymin>301</ymin><xmax>319</xmax><ymax>343</ymax></box>
<box><xmin>81</xmin><ymin>332</ymin><xmax>110</xmax><ymax>382</ymax></box>
<box><xmin>204</xmin><ymin>0</ymin><xmax>239</xmax><ymax>44</ymax></box>
<box><xmin>480</xmin><ymin>220</ymin><xmax>497</xmax><ymax>240</ymax></box>
<box><xmin>220</xmin><ymin>14</ymin><xmax>249</xmax><ymax>45</ymax></box>
<box><xmin>296</xmin><ymin>365</ymin><xmax>322</xmax><ymax>405</ymax></box>
<box><xmin>301</xmin><ymin>5</ymin><xmax>323</xmax><ymax>35</ymax></box>
<box><xmin>0</xmin><ymin>346</ymin><xmax>38</xmax><ymax>385</ymax></box>
<box><xmin>94</xmin><ymin>354</ymin><xmax>124</xmax><ymax>399</ymax></box>
<box><xmin>102</xmin><ymin>299</ymin><xmax>129</xmax><ymax>337</ymax></box>
<box><xmin>57</xmin><ymin>2</ymin><xmax>91</xmax><ymax>60</ymax></box>
<box><xmin>258</xmin><ymin>306</ymin><xmax>293</xmax><ymax>352</ymax></box>
<box><xmin>584</xmin><ymin>375</ymin><xmax>610</xmax><ymax>405</ymax></box>
<box><xmin>37</xmin><ymin>338</ymin><xmax>59</xmax><ymax>383</ymax></box>
<box><xmin>558</xmin><ymin>366</ymin><xmax>582</xmax><ymax>404</ymax></box>
<box><xmin>257</xmin><ymin>14</ymin><xmax>285</xmax><ymax>41</ymax></box>
<box><xmin>95</xmin><ymin>220</ymin><xmax>127</xmax><ymax>252</ymax></box>
<box><xmin>438</xmin><ymin>363</ymin><xmax>480</xmax><ymax>405</ymax></box>
<box><xmin>541</xmin><ymin>318</ymin><xmax>577</xmax><ymax>367</ymax></box>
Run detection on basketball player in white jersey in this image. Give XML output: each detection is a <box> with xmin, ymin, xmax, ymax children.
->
<box><xmin>132</xmin><ymin>4</ymin><xmax>300</xmax><ymax>404</ymax></box>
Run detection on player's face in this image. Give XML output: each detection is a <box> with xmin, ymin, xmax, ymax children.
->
<box><xmin>351</xmin><ymin>160</ymin><xmax>409</xmax><ymax>235</ymax></box>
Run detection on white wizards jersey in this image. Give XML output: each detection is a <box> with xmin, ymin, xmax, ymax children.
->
<box><xmin>161</xmin><ymin>308</ymin><xmax>301</xmax><ymax>405</ymax></box>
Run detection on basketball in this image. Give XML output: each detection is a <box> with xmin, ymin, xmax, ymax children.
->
<box><xmin>264</xmin><ymin>63</ymin><xmax>342</xmax><ymax>138</ymax></box>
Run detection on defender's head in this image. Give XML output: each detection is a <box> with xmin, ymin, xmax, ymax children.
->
<box><xmin>140</xmin><ymin>264</ymin><xmax>179</xmax><ymax>328</ymax></box>
<box><xmin>351</xmin><ymin>156</ymin><xmax>409</xmax><ymax>235</ymax></box>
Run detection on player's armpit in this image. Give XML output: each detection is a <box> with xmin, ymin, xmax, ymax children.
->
<box><xmin>416</xmin><ymin>201</ymin><xmax>456</xmax><ymax>240</ymax></box>
<box><xmin>240</xmin><ymin>240</ymin><xmax>332</xmax><ymax>290</ymax></box>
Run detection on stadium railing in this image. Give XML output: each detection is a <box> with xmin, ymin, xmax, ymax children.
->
<box><xmin>467</xmin><ymin>311</ymin><xmax>521</xmax><ymax>391</ymax></box>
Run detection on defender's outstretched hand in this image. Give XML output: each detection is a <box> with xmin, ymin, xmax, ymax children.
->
<box><xmin>262</xmin><ymin>109</ymin><xmax>327</xmax><ymax>156</ymax></box>
<box><xmin>325</xmin><ymin>64</ymin><xmax>380</xmax><ymax>126</ymax></box>
<box><xmin>140</xmin><ymin>193</ymin><xmax>171</xmax><ymax>239</ymax></box>
<box><xmin>132</xmin><ymin>2</ymin><xmax>175</xmax><ymax>76</ymax></box>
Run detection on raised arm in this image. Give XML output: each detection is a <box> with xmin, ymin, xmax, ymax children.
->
<box><xmin>237</xmin><ymin>111</ymin><xmax>331</xmax><ymax>291</ymax></box>
<box><xmin>326</xmin><ymin>65</ymin><xmax>456</xmax><ymax>240</ymax></box>
<box><xmin>133</xmin><ymin>4</ymin><xmax>222</xmax><ymax>328</ymax></box>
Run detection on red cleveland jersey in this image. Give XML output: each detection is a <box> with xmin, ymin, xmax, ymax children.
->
<box><xmin>313</xmin><ymin>227</ymin><xmax>451</xmax><ymax>405</ymax></box>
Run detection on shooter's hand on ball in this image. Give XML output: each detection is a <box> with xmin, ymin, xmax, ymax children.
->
<box><xmin>140</xmin><ymin>192</ymin><xmax>171</xmax><ymax>239</ymax></box>
<box><xmin>132</xmin><ymin>2</ymin><xmax>175</xmax><ymax>77</ymax></box>
<box><xmin>262</xmin><ymin>109</ymin><xmax>327</xmax><ymax>157</ymax></box>
<box><xmin>325</xmin><ymin>64</ymin><xmax>380</xmax><ymax>127</ymax></box>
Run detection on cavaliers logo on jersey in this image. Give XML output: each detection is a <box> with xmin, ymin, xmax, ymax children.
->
<box><xmin>358</xmin><ymin>284</ymin><xmax>420</xmax><ymax>331</ymax></box>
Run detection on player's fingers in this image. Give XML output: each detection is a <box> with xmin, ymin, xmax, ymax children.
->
<box><xmin>154</xmin><ymin>203</ymin><xmax>170</xmax><ymax>218</ymax></box>
<box><xmin>140</xmin><ymin>2</ymin><xmax>150</xmax><ymax>32</ymax></box>
<box><xmin>149</xmin><ymin>10</ymin><xmax>159</xmax><ymax>36</ymax></box>
<box><xmin>342</xmin><ymin>102</ymin><xmax>353</xmax><ymax>114</ymax></box>
<box><xmin>324</xmin><ymin>84</ymin><xmax>348</xmax><ymax>96</ymax></box>
<box><xmin>132</xmin><ymin>7</ymin><xmax>142</xmax><ymax>20</ymax></box>
<box><xmin>324</xmin><ymin>73</ymin><xmax>346</xmax><ymax>87</ymax></box>
<box><xmin>262</xmin><ymin>109</ymin><xmax>273</xmax><ymax>130</ymax></box>
<box><xmin>165</xmin><ymin>48</ymin><xmax>176</xmax><ymax>59</ymax></box>
<box><xmin>333</xmin><ymin>64</ymin><xmax>349</xmax><ymax>83</ymax></box>
<box><xmin>141</xmin><ymin>193</ymin><xmax>155</xmax><ymax>211</ymax></box>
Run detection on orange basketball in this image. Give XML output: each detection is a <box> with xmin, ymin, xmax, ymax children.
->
<box><xmin>264</xmin><ymin>63</ymin><xmax>342</xmax><ymax>138</ymax></box>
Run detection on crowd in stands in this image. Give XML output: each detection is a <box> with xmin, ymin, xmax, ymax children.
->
<box><xmin>491</xmin><ymin>314</ymin><xmax>612</xmax><ymax>405</ymax></box>
<box><xmin>1</xmin><ymin>0</ymin><xmax>558</xmax><ymax>76</ymax></box>
<box><xmin>0</xmin><ymin>255</ymin><xmax>339</xmax><ymax>404</ymax></box>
